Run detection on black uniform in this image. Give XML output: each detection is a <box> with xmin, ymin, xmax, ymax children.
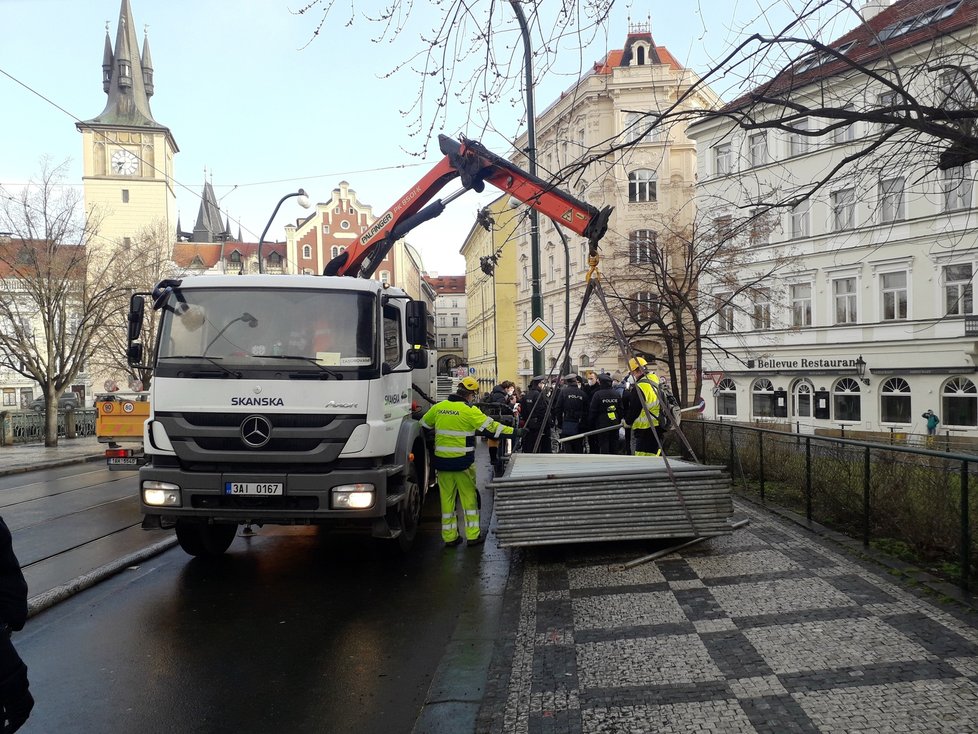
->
<box><xmin>0</xmin><ymin>518</ymin><xmax>32</xmax><ymax>733</ymax></box>
<box><xmin>519</xmin><ymin>383</ymin><xmax>552</xmax><ymax>453</ymax></box>
<box><xmin>588</xmin><ymin>381</ymin><xmax>623</xmax><ymax>455</ymax></box>
<box><xmin>555</xmin><ymin>382</ymin><xmax>587</xmax><ymax>453</ymax></box>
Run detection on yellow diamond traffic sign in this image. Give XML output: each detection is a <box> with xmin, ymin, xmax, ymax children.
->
<box><xmin>523</xmin><ymin>318</ymin><xmax>555</xmax><ymax>351</ymax></box>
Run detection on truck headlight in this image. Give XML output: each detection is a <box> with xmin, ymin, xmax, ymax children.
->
<box><xmin>143</xmin><ymin>480</ymin><xmax>181</xmax><ymax>507</ymax></box>
<box><xmin>331</xmin><ymin>484</ymin><xmax>375</xmax><ymax>509</ymax></box>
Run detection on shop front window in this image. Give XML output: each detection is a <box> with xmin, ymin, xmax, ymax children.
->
<box><xmin>943</xmin><ymin>376</ymin><xmax>978</xmax><ymax>427</ymax></box>
<box><xmin>880</xmin><ymin>377</ymin><xmax>911</xmax><ymax>424</ymax></box>
<box><xmin>833</xmin><ymin>378</ymin><xmax>862</xmax><ymax>422</ymax></box>
<box><xmin>716</xmin><ymin>378</ymin><xmax>737</xmax><ymax>417</ymax></box>
<box><xmin>752</xmin><ymin>378</ymin><xmax>776</xmax><ymax>418</ymax></box>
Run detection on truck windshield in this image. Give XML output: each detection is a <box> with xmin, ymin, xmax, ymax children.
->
<box><xmin>157</xmin><ymin>288</ymin><xmax>376</xmax><ymax>372</ymax></box>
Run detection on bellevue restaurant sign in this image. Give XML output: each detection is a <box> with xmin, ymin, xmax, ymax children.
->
<box><xmin>747</xmin><ymin>358</ymin><xmax>858</xmax><ymax>369</ymax></box>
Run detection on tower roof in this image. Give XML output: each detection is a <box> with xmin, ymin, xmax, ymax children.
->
<box><xmin>79</xmin><ymin>0</ymin><xmax>168</xmax><ymax>131</ymax></box>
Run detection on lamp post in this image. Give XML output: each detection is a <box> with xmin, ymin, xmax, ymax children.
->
<box><xmin>509</xmin><ymin>0</ymin><xmax>543</xmax><ymax>377</ymax></box>
<box><xmin>855</xmin><ymin>354</ymin><xmax>870</xmax><ymax>385</ymax></box>
<box><xmin>551</xmin><ymin>221</ymin><xmax>572</xmax><ymax>375</ymax></box>
<box><xmin>258</xmin><ymin>188</ymin><xmax>311</xmax><ymax>274</ymax></box>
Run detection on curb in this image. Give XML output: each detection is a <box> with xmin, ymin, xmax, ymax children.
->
<box><xmin>0</xmin><ymin>454</ymin><xmax>104</xmax><ymax>478</ymax></box>
<box><xmin>27</xmin><ymin>535</ymin><xmax>179</xmax><ymax>618</ymax></box>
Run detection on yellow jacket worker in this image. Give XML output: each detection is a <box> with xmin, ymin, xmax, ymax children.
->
<box><xmin>625</xmin><ymin>357</ymin><xmax>663</xmax><ymax>457</ymax></box>
<box><xmin>420</xmin><ymin>377</ymin><xmax>520</xmax><ymax>547</ymax></box>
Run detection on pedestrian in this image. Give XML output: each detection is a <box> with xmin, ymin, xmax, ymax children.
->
<box><xmin>486</xmin><ymin>380</ymin><xmax>516</xmax><ymax>469</ymax></box>
<box><xmin>554</xmin><ymin>375</ymin><xmax>587</xmax><ymax>453</ymax></box>
<box><xmin>0</xmin><ymin>517</ymin><xmax>33</xmax><ymax>733</ymax></box>
<box><xmin>587</xmin><ymin>372</ymin><xmax>623</xmax><ymax>455</ymax></box>
<box><xmin>420</xmin><ymin>377</ymin><xmax>520</xmax><ymax>547</ymax></box>
<box><xmin>623</xmin><ymin>357</ymin><xmax>663</xmax><ymax>457</ymax></box>
<box><xmin>519</xmin><ymin>376</ymin><xmax>552</xmax><ymax>453</ymax></box>
<box><xmin>923</xmin><ymin>409</ymin><xmax>940</xmax><ymax>437</ymax></box>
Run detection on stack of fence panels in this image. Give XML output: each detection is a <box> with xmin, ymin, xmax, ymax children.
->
<box><xmin>492</xmin><ymin>454</ymin><xmax>734</xmax><ymax>547</ymax></box>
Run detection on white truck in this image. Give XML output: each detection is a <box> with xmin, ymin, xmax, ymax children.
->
<box><xmin>127</xmin><ymin>135</ymin><xmax>610</xmax><ymax>557</ymax></box>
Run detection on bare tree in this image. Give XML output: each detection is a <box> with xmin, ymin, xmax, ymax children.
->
<box><xmin>0</xmin><ymin>160</ymin><xmax>121</xmax><ymax>445</ymax></box>
<box><xmin>92</xmin><ymin>219</ymin><xmax>179</xmax><ymax>393</ymax></box>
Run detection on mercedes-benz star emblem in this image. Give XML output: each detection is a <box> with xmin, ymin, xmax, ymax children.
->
<box><xmin>240</xmin><ymin>415</ymin><xmax>272</xmax><ymax>449</ymax></box>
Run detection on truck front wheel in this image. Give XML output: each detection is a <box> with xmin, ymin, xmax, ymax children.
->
<box><xmin>175</xmin><ymin>521</ymin><xmax>237</xmax><ymax>557</ymax></box>
<box><xmin>391</xmin><ymin>464</ymin><xmax>423</xmax><ymax>553</ymax></box>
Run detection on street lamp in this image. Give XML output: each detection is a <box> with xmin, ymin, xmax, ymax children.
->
<box><xmin>258</xmin><ymin>188</ymin><xmax>311</xmax><ymax>274</ymax></box>
<box><xmin>855</xmin><ymin>354</ymin><xmax>870</xmax><ymax>385</ymax></box>
<box><xmin>509</xmin><ymin>0</ymin><xmax>543</xmax><ymax>377</ymax></box>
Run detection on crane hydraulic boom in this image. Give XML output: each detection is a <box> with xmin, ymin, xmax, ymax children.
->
<box><xmin>323</xmin><ymin>135</ymin><xmax>613</xmax><ymax>279</ymax></box>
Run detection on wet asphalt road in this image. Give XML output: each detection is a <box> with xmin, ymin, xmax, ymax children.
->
<box><xmin>14</xmin><ymin>482</ymin><xmax>491</xmax><ymax>734</ymax></box>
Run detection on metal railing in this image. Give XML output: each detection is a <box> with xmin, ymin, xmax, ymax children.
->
<box><xmin>685</xmin><ymin>419</ymin><xmax>978</xmax><ymax>590</ymax></box>
<box><xmin>6</xmin><ymin>409</ymin><xmax>97</xmax><ymax>444</ymax></box>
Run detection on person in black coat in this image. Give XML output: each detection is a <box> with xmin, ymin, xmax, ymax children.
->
<box><xmin>518</xmin><ymin>377</ymin><xmax>552</xmax><ymax>453</ymax></box>
<box><xmin>587</xmin><ymin>373</ymin><xmax>623</xmax><ymax>455</ymax></box>
<box><xmin>0</xmin><ymin>517</ymin><xmax>32</xmax><ymax>733</ymax></box>
<box><xmin>485</xmin><ymin>381</ymin><xmax>516</xmax><ymax>467</ymax></box>
<box><xmin>554</xmin><ymin>375</ymin><xmax>587</xmax><ymax>453</ymax></box>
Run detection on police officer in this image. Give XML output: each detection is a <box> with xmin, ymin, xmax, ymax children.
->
<box><xmin>623</xmin><ymin>357</ymin><xmax>663</xmax><ymax>457</ymax></box>
<box><xmin>587</xmin><ymin>373</ymin><xmax>623</xmax><ymax>455</ymax></box>
<box><xmin>555</xmin><ymin>375</ymin><xmax>587</xmax><ymax>453</ymax></box>
<box><xmin>519</xmin><ymin>376</ymin><xmax>552</xmax><ymax>453</ymax></box>
<box><xmin>420</xmin><ymin>377</ymin><xmax>519</xmax><ymax>547</ymax></box>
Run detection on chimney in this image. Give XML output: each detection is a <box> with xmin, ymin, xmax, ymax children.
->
<box><xmin>860</xmin><ymin>0</ymin><xmax>891</xmax><ymax>22</ymax></box>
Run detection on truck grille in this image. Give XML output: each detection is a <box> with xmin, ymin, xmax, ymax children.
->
<box><xmin>168</xmin><ymin>412</ymin><xmax>341</xmax><ymax>428</ymax></box>
<box><xmin>190</xmin><ymin>495</ymin><xmax>320</xmax><ymax>511</ymax></box>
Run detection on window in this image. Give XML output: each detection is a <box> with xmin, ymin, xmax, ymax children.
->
<box><xmin>548</xmin><ymin>255</ymin><xmax>555</xmax><ymax>281</ymax></box>
<box><xmin>122</xmin><ymin>189</ymin><xmax>129</xmax><ymax>203</ymax></box>
<box><xmin>944</xmin><ymin>165</ymin><xmax>974</xmax><ymax>211</ymax></box>
<box><xmin>439</xmin><ymin>316</ymin><xmax>446</xmax><ymax>327</ymax></box>
<box><xmin>793</xmin><ymin>380</ymin><xmax>813</xmax><ymax>418</ymax></box>
<box><xmin>123</xmin><ymin>237</ymin><xmax>131</xmax><ymax>248</ymax></box>
<box><xmin>302</xmin><ymin>245</ymin><xmax>312</xmax><ymax>259</ymax></box>
<box><xmin>789</xmin><ymin>119</ymin><xmax>810</xmax><ymax>156</ymax></box>
<box><xmin>791</xmin><ymin>200</ymin><xmax>810</xmax><ymax>239</ymax></box>
<box><xmin>752</xmin><ymin>288</ymin><xmax>771</xmax><ymax>329</ymax></box>
<box><xmin>624</xmin><ymin>112</ymin><xmax>655</xmax><ymax>143</ymax></box>
<box><xmin>716</xmin><ymin>378</ymin><xmax>737</xmax><ymax>417</ymax></box>
<box><xmin>944</xmin><ymin>263</ymin><xmax>973</xmax><ymax>315</ymax></box>
<box><xmin>940</xmin><ymin>68</ymin><xmax>973</xmax><ymax>111</ymax></box>
<box><xmin>881</xmin><ymin>271</ymin><xmax>908</xmax><ymax>320</ymax></box>
<box><xmin>2</xmin><ymin>390</ymin><xmax>15</xmax><ymax>407</ymax></box>
<box><xmin>877</xmin><ymin>91</ymin><xmax>899</xmax><ymax>130</ymax></box>
<box><xmin>340</xmin><ymin>220</ymin><xmax>350</xmax><ymax>230</ymax></box>
<box><xmin>791</xmin><ymin>283</ymin><xmax>812</xmax><ymax>327</ymax></box>
<box><xmin>229</xmin><ymin>251</ymin><xmax>241</xmax><ymax>264</ymax></box>
<box><xmin>880</xmin><ymin>377</ymin><xmax>911</xmax><ymax>423</ymax></box>
<box><xmin>267</xmin><ymin>252</ymin><xmax>282</xmax><ymax>268</ymax></box>
<box><xmin>628</xmin><ymin>170</ymin><xmax>657</xmax><ymax>202</ymax></box>
<box><xmin>834</xmin><ymin>277</ymin><xmax>857</xmax><ymax>324</ymax></box>
<box><xmin>833</xmin><ymin>378</ymin><xmax>862</xmax><ymax>422</ymax></box>
<box><xmin>714</xmin><ymin>216</ymin><xmax>733</xmax><ymax>242</ymax></box>
<box><xmin>522</xmin><ymin>264</ymin><xmax>528</xmax><ymax>290</ymax></box>
<box><xmin>379</xmin><ymin>270</ymin><xmax>390</xmax><ymax>284</ymax></box>
<box><xmin>716</xmin><ymin>292</ymin><xmax>734</xmax><ymax>333</ymax></box>
<box><xmin>714</xmin><ymin>143</ymin><xmax>732</xmax><ymax>175</ymax></box>
<box><xmin>748</xmin><ymin>133</ymin><xmax>768</xmax><ymax>167</ymax></box>
<box><xmin>452</xmin><ymin>316</ymin><xmax>458</xmax><ymax>327</ymax></box>
<box><xmin>631</xmin><ymin>291</ymin><xmax>659</xmax><ymax>323</ymax></box>
<box><xmin>879</xmin><ymin>177</ymin><xmax>905</xmax><ymax>222</ymax></box>
<box><xmin>629</xmin><ymin>230</ymin><xmax>657</xmax><ymax>264</ymax></box>
<box><xmin>452</xmin><ymin>336</ymin><xmax>459</xmax><ymax>347</ymax></box>
<box><xmin>943</xmin><ymin>376</ymin><xmax>978</xmax><ymax>427</ymax></box>
<box><xmin>832</xmin><ymin>188</ymin><xmax>856</xmax><ymax>230</ymax></box>
<box><xmin>382</xmin><ymin>304</ymin><xmax>402</xmax><ymax>365</ymax></box>
<box><xmin>833</xmin><ymin>106</ymin><xmax>857</xmax><ymax>144</ymax></box>
<box><xmin>439</xmin><ymin>336</ymin><xmax>447</xmax><ymax>348</ymax></box>
<box><xmin>752</xmin><ymin>378</ymin><xmax>776</xmax><ymax>418</ymax></box>
<box><xmin>750</xmin><ymin>208</ymin><xmax>770</xmax><ymax>245</ymax></box>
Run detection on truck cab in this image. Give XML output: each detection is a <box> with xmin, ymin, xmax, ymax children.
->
<box><xmin>132</xmin><ymin>275</ymin><xmax>430</xmax><ymax>556</ymax></box>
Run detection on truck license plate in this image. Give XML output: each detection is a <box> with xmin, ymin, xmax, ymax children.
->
<box><xmin>107</xmin><ymin>457</ymin><xmax>139</xmax><ymax>465</ymax></box>
<box><xmin>224</xmin><ymin>482</ymin><xmax>283</xmax><ymax>496</ymax></box>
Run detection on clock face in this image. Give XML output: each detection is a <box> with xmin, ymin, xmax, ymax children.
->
<box><xmin>111</xmin><ymin>149</ymin><xmax>139</xmax><ymax>176</ymax></box>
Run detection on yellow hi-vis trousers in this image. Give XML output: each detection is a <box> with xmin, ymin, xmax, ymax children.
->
<box><xmin>633</xmin><ymin>427</ymin><xmax>662</xmax><ymax>457</ymax></box>
<box><xmin>438</xmin><ymin>465</ymin><xmax>480</xmax><ymax>541</ymax></box>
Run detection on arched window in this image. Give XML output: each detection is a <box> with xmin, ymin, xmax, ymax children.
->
<box><xmin>880</xmin><ymin>377</ymin><xmax>911</xmax><ymax>424</ymax></box>
<box><xmin>792</xmin><ymin>379</ymin><xmax>814</xmax><ymax>418</ymax></box>
<box><xmin>943</xmin><ymin>376</ymin><xmax>978</xmax><ymax>427</ymax></box>
<box><xmin>228</xmin><ymin>250</ymin><xmax>241</xmax><ymax>264</ymax></box>
<box><xmin>833</xmin><ymin>378</ymin><xmax>862</xmax><ymax>422</ymax></box>
<box><xmin>637</xmin><ymin>45</ymin><xmax>646</xmax><ymax>65</ymax></box>
<box><xmin>628</xmin><ymin>170</ymin><xmax>657</xmax><ymax>203</ymax></box>
<box><xmin>580</xmin><ymin>355</ymin><xmax>590</xmax><ymax>368</ymax></box>
<box><xmin>752</xmin><ymin>378</ymin><xmax>775</xmax><ymax>418</ymax></box>
<box><xmin>523</xmin><ymin>359</ymin><xmax>530</xmax><ymax>370</ymax></box>
<box><xmin>331</xmin><ymin>246</ymin><xmax>341</xmax><ymax>259</ymax></box>
<box><xmin>716</xmin><ymin>378</ymin><xmax>737</xmax><ymax>417</ymax></box>
<box><xmin>302</xmin><ymin>245</ymin><xmax>312</xmax><ymax>259</ymax></box>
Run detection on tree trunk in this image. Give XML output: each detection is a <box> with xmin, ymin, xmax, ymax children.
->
<box><xmin>44</xmin><ymin>387</ymin><xmax>58</xmax><ymax>447</ymax></box>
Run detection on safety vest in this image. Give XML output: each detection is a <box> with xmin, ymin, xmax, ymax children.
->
<box><xmin>420</xmin><ymin>395</ymin><xmax>514</xmax><ymax>471</ymax></box>
<box><xmin>631</xmin><ymin>375</ymin><xmax>661</xmax><ymax>430</ymax></box>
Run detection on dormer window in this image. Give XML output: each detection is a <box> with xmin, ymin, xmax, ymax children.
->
<box><xmin>118</xmin><ymin>60</ymin><xmax>131</xmax><ymax>86</ymax></box>
<box><xmin>637</xmin><ymin>46</ymin><xmax>646</xmax><ymax>65</ymax></box>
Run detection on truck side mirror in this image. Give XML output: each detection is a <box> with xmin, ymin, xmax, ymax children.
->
<box><xmin>405</xmin><ymin>301</ymin><xmax>429</xmax><ymax>348</ymax></box>
<box><xmin>127</xmin><ymin>343</ymin><xmax>143</xmax><ymax>366</ymax></box>
<box><xmin>406</xmin><ymin>348</ymin><xmax>428</xmax><ymax>369</ymax></box>
<box><xmin>128</xmin><ymin>295</ymin><xmax>145</xmax><ymax>342</ymax></box>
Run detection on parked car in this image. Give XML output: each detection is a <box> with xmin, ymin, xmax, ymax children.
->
<box><xmin>28</xmin><ymin>393</ymin><xmax>81</xmax><ymax>412</ymax></box>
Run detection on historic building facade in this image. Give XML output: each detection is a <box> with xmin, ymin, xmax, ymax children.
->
<box><xmin>425</xmin><ymin>275</ymin><xmax>467</xmax><ymax>375</ymax></box>
<box><xmin>687</xmin><ymin>0</ymin><xmax>978</xmax><ymax>437</ymax></box>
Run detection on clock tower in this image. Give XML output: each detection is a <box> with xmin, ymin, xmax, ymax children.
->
<box><xmin>77</xmin><ymin>0</ymin><xmax>178</xmax><ymax>251</ymax></box>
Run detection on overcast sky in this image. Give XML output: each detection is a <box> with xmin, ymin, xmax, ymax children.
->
<box><xmin>0</xmin><ymin>0</ymin><xmax>856</xmax><ymax>275</ymax></box>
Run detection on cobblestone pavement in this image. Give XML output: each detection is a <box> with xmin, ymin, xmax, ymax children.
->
<box><xmin>476</xmin><ymin>498</ymin><xmax>978</xmax><ymax>734</ymax></box>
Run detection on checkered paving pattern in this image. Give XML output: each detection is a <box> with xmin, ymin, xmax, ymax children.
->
<box><xmin>476</xmin><ymin>499</ymin><xmax>978</xmax><ymax>733</ymax></box>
